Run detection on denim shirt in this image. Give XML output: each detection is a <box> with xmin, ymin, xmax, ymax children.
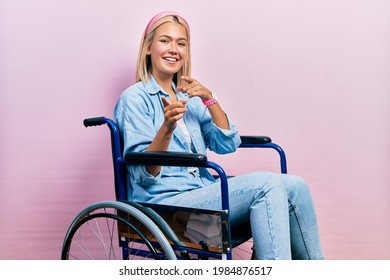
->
<box><xmin>113</xmin><ymin>76</ymin><xmax>241</xmax><ymax>203</ymax></box>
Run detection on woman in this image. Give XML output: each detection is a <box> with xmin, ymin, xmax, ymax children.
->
<box><xmin>114</xmin><ymin>11</ymin><xmax>324</xmax><ymax>260</ymax></box>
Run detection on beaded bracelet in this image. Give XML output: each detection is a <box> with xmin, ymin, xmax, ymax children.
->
<box><xmin>203</xmin><ymin>98</ymin><xmax>217</xmax><ymax>107</ymax></box>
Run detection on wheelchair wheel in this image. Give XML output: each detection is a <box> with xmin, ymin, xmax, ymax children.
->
<box><xmin>61</xmin><ymin>201</ymin><xmax>176</xmax><ymax>260</ymax></box>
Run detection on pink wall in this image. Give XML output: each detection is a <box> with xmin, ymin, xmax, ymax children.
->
<box><xmin>1</xmin><ymin>0</ymin><xmax>389</xmax><ymax>259</ymax></box>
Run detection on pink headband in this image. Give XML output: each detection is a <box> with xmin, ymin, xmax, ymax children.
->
<box><xmin>144</xmin><ymin>11</ymin><xmax>190</xmax><ymax>38</ymax></box>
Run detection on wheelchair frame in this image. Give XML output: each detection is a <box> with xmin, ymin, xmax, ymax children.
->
<box><xmin>61</xmin><ymin>117</ymin><xmax>287</xmax><ymax>260</ymax></box>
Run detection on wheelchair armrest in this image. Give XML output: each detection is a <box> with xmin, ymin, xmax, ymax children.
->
<box><xmin>124</xmin><ymin>151</ymin><xmax>208</xmax><ymax>167</ymax></box>
<box><xmin>240</xmin><ymin>136</ymin><xmax>272</xmax><ymax>145</ymax></box>
<box><xmin>239</xmin><ymin>136</ymin><xmax>288</xmax><ymax>173</ymax></box>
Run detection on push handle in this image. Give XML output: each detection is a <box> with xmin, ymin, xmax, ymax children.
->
<box><xmin>83</xmin><ymin>117</ymin><xmax>106</xmax><ymax>127</ymax></box>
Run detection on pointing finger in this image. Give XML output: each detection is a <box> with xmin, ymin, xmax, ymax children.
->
<box><xmin>161</xmin><ymin>96</ymin><xmax>171</xmax><ymax>107</ymax></box>
<box><xmin>180</xmin><ymin>76</ymin><xmax>194</xmax><ymax>83</ymax></box>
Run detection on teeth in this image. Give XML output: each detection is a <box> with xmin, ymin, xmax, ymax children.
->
<box><xmin>164</xmin><ymin>57</ymin><xmax>177</xmax><ymax>62</ymax></box>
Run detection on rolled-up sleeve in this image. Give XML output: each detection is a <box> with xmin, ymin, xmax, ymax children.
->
<box><xmin>197</xmin><ymin>104</ymin><xmax>241</xmax><ymax>154</ymax></box>
<box><xmin>207</xmin><ymin>120</ymin><xmax>241</xmax><ymax>153</ymax></box>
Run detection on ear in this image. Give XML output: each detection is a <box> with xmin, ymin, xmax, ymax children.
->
<box><xmin>146</xmin><ymin>43</ymin><xmax>152</xmax><ymax>55</ymax></box>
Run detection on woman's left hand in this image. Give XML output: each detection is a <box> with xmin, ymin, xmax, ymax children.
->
<box><xmin>176</xmin><ymin>76</ymin><xmax>213</xmax><ymax>101</ymax></box>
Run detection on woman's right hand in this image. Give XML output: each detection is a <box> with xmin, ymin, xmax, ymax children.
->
<box><xmin>161</xmin><ymin>96</ymin><xmax>187</xmax><ymax>131</ymax></box>
<box><xmin>145</xmin><ymin>96</ymin><xmax>187</xmax><ymax>176</ymax></box>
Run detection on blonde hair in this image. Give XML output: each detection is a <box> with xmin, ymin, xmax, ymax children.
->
<box><xmin>135</xmin><ymin>14</ymin><xmax>191</xmax><ymax>88</ymax></box>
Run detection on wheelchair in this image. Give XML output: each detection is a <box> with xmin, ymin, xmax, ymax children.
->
<box><xmin>61</xmin><ymin>117</ymin><xmax>287</xmax><ymax>260</ymax></box>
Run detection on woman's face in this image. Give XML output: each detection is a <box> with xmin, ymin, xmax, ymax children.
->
<box><xmin>147</xmin><ymin>22</ymin><xmax>188</xmax><ymax>82</ymax></box>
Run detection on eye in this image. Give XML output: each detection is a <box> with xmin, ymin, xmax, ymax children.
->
<box><xmin>160</xmin><ymin>39</ymin><xmax>169</xmax><ymax>43</ymax></box>
<box><xmin>178</xmin><ymin>41</ymin><xmax>187</xmax><ymax>47</ymax></box>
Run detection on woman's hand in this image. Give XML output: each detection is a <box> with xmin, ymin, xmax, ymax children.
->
<box><xmin>161</xmin><ymin>96</ymin><xmax>187</xmax><ymax>131</ymax></box>
<box><xmin>145</xmin><ymin>96</ymin><xmax>187</xmax><ymax>176</ymax></box>
<box><xmin>177</xmin><ymin>76</ymin><xmax>229</xmax><ymax>130</ymax></box>
<box><xmin>176</xmin><ymin>76</ymin><xmax>213</xmax><ymax>101</ymax></box>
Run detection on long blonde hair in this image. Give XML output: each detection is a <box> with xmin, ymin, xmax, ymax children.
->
<box><xmin>135</xmin><ymin>12</ymin><xmax>191</xmax><ymax>88</ymax></box>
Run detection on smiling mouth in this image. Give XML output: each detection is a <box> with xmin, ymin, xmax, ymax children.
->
<box><xmin>164</xmin><ymin>57</ymin><xmax>179</xmax><ymax>62</ymax></box>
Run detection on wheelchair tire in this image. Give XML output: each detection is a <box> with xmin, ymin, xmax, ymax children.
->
<box><xmin>61</xmin><ymin>200</ymin><xmax>177</xmax><ymax>260</ymax></box>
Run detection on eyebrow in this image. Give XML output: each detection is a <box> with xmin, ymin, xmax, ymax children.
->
<box><xmin>158</xmin><ymin>34</ymin><xmax>187</xmax><ymax>41</ymax></box>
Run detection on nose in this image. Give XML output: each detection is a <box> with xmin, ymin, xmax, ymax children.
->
<box><xmin>168</xmin><ymin>42</ymin><xmax>178</xmax><ymax>54</ymax></box>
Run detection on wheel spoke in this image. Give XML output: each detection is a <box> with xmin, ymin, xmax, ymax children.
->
<box><xmin>87</xmin><ymin>217</ymin><xmax>112</xmax><ymax>258</ymax></box>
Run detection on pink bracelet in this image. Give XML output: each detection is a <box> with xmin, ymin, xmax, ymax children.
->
<box><xmin>203</xmin><ymin>98</ymin><xmax>217</xmax><ymax>107</ymax></box>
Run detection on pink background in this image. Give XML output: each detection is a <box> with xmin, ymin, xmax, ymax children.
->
<box><xmin>0</xmin><ymin>0</ymin><xmax>389</xmax><ymax>259</ymax></box>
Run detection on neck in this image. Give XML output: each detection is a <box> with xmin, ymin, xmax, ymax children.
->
<box><xmin>153</xmin><ymin>74</ymin><xmax>175</xmax><ymax>95</ymax></box>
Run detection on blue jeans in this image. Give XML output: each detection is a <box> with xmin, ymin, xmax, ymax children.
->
<box><xmin>158</xmin><ymin>172</ymin><xmax>324</xmax><ymax>260</ymax></box>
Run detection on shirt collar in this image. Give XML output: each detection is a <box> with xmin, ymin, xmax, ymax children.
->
<box><xmin>145</xmin><ymin>75</ymin><xmax>177</xmax><ymax>97</ymax></box>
